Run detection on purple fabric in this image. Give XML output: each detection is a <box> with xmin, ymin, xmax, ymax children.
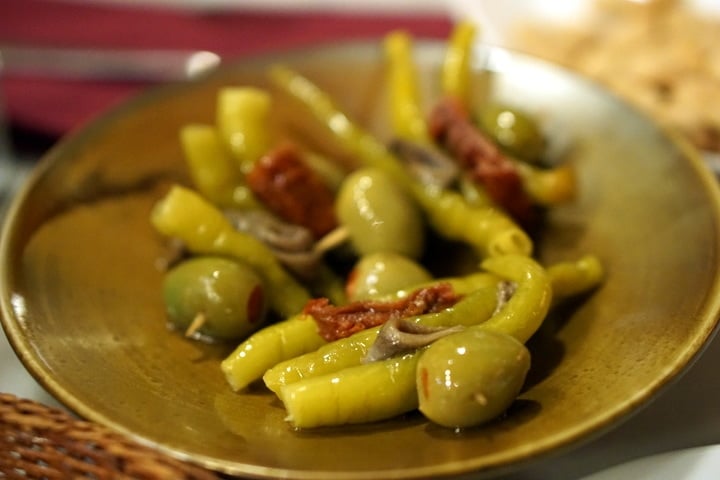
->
<box><xmin>0</xmin><ymin>0</ymin><xmax>451</xmax><ymax>136</ymax></box>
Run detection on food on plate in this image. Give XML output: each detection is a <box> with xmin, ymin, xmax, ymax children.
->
<box><xmin>150</xmin><ymin>22</ymin><xmax>604</xmax><ymax>429</ymax></box>
<box><xmin>345</xmin><ymin>251</ymin><xmax>433</xmax><ymax>302</ymax></box>
<box><xmin>270</xmin><ymin>63</ymin><xmax>537</xmax><ymax>258</ymax></box>
<box><xmin>180</xmin><ymin>124</ymin><xmax>257</xmax><ymax>210</ymax></box>
<box><xmin>220</xmin><ymin>313</ymin><xmax>325</xmax><ymax>392</ymax></box>
<box><xmin>417</xmin><ymin>328</ymin><xmax>531</xmax><ymax>428</ymax></box>
<box><xmin>335</xmin><ymin>167</ymin><xmax>425</xmax><ymax>258</ymax></box>
<box><xmin>151</xmin><ymin>185</ymin><xmax>311</xmax><ymax>319</ymax></box>
<box><xmin>163</xmin><ymin>256</ymin><xmax>267</xmax><ymax>341</ymax></box>
<box><xmin>477</xmin><ymin>104</ymin><xmax>546</xmax><ymax>163</ymax></box>
<box><xmin>216</xmin><ymin>86</ymin><xmax>273</xmax><ymax>171</ymax></box>
<box><xmin>429</xmin><ymin>95</ymin><xmax>537</xmax><ymax>225</ymax></box>
<box><xmin>246</xmin><ymin>142</ymin><xmax>339</xmax><ymax>239</ymax></box>
<box><xmin>510</xmin><ymin>0</ymin><xmax>720</xmax><ymax>152</ymax></box>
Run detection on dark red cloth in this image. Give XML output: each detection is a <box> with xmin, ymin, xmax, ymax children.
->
<box><xmin>0</xmin><ymin>0</ymin><xmax>451</xmax><ymax>137</ymax></box>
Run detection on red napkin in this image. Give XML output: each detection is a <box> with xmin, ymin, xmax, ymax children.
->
<box><xmin>0</xmin><ymin>0</ymin><xmax>451</xmax><ymax>137</ymax></box>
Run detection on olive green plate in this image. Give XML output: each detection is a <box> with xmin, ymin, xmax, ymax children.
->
<box><xmin>3</xmin><ymin>41</ymin><xmax>720</xmax><ymax>479</ymax></box>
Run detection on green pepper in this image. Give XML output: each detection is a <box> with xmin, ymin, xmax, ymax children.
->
<box><xmin>151</xmin><ymin>185</ymin><xmax>310</xmax><ymax>318</ymax></box>
<box><xmin>515</xmin><ymin>161</ymin><xmax>577</xmax><ymax>206</ymax></box>
<box><xmin>282</xmin><ymin>352</ymin><xmax>420</xmax><ymax>429</ymax></box>
<box><xmin>216</xmin><ymin>87</ymin><xmax>273</xmax><ymax>173</ymax></box>
<box><xmin>547</xmin><ymin>254</ymin><xmax>604</xmax><ymax>304</ymax></box>
<box><xmin>179</xmin><ymin>124</ymin><xmax>260</xmax><ymax>209</ymax></box>
<box><xmin>475</xmin><ymin>254</ymin><xmax>552</xmax><ymax>343</ymax></box>
<box><xmin>221</xmin><ymin>313</ymin><xmax>325</xmax><ymax>391</ymax></box>
<box><xmin>441</xmin><ymin>21</ymin><xmax>477</xmax><ymax>108</ymax></box>
<box><xmin>301</xmin><ymin>150</ymin><xmax>347</xmax><ymax>193</ymax></box>
<box><xmin>264</xmin><ymin>325</ymin><xmax>376</xmax><ymax>398</ymax></box>
<box><xmin>414</xmin><ymin>186</ymin><xmax>532</xmax><ymax>258</ymax></box>
<box><xmin>358</xmin><ymin>271</ymin><xmax>499</xmax><ymax>303</ymax></box>
<box><xmin>384</xmin><ymin>30</ymin><xmax>430</xmax><ymax>143</ymax></box>
<box><xmin>457</xmin><ymin>173</ymin><xmax>492</xmax><ymax>207</ymax></box>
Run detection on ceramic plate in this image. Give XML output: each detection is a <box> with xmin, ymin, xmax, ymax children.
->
<box><xmin>2</xmin><ymin>41</ymin><xmax>720</xmax><ymax>479</ymax></box>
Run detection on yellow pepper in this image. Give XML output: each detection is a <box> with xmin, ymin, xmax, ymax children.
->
<box><xmin>547</xmin><ymin>254</ymin><xmax>604</xmax><ymax>304</ymax></box>
<box><xmin>441</xmin><ymin>21</ymin><xmax>477</xmax><ymax>108</ymax></box>
<box><xmin>179</xmin><ymin>124</ymin><xmax>259</xmax><ymax>209</ymax></box>
<box><xmin>515</xmin><ymin>161</ymin><xmax>578</xmax><ymax>206</ymax></box>
<box><xmin>384</xmin><ymin>30</ymin><xmax>430</xmax><ymax>143</ymax></box>
<box><xmin>216</xmin><ymin>87</ymin><xmax>273</xmax><ymax>173</ymax></box>
<box><xmin>221</xmin><ymin>313</ymin><xmax>325</xmax><ymax>391</ymax></box>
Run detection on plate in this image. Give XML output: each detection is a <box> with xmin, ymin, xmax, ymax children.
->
<box><xmin>2</xmin><ymin>41</ymin><xmax>720</xmax><ymax>479</ymax></box>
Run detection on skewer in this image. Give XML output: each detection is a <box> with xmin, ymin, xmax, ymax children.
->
<box><xmin>313</xmin><ymin>226</ymin><xmax>350</xmax><ymax>255</ymax></box>
<box><xmin>185</xmin><ymin>312</ymin><xmax>207</xmax><ymax>337</ymax></box>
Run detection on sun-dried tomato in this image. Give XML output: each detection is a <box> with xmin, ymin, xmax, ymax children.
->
<box><xmin>246</xmin><ymin>143</ymin><xmax>337</xmax><ymax>239</ymax></box>
<box><xmin>429</xmin><ymin>96</ymin><xmax>536</xmax><ymax>226</ymax></box>
<box><xmin>304</xmin><ymin>283</ymin><xmax>462</xmax><ymax>342</ymax></box>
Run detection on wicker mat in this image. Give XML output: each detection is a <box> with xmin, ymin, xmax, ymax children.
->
<box><xmin>0</xmin><ymin>393</ymin><xmax>219</xmax><ymax>479</ymax></box>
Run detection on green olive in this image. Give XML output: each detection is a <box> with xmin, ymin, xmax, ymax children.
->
<box><xmin>346</xmin><ymin>251</ymin><xmax>433</xmax><ymax>301</ymax></box>
<box><xmin>478</xmin><ymin>104</ymin><xmax>545</xmax><ymax>162</ymax></box>
<box><xmin>162</xmin><ymin>256</ymin><xmax>267</xmax><ymax>341</ymax></box>
<box><xmin>417</xmin><ymin>328</ymin><xmax>530</xmax><ymax>428</ymax></box>
<box><xmin>335</xmin><ymin>167</ymin><xmax>424</xmax><ymax>259</ymax></box>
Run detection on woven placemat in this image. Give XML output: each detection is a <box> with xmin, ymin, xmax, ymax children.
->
<box><xmin>0</xmin><ymin>393</ymin><xmax>219</xmax><ymax>479</ymax></box>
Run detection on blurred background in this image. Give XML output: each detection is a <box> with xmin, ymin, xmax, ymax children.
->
<box><xmin>0</xmin><ymin>0</ymin><xmax>449</xmax><ymax>153</ymax></box>
<box><xmin>2</xmin><ymin>0</ymin><xmax>719</xmax><ymax>166</ymax></box>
